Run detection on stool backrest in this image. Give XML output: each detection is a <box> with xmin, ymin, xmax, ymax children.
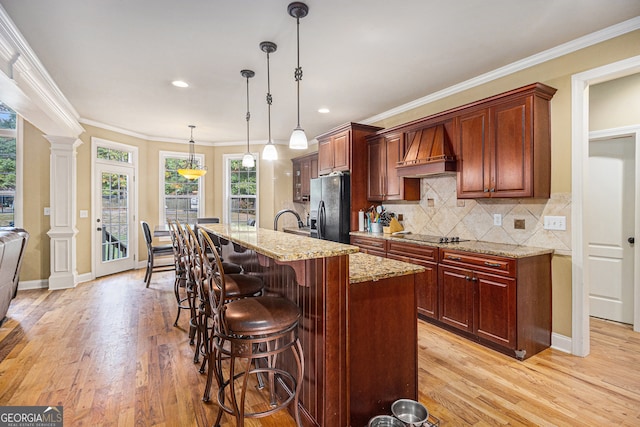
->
<box><xmin>198</xmin><ymin>229</ymin><xmax>228</xmax><ymax>333</ymax></box>
<box><xmin>140</xmin><ymin>221</ymin><xmax>153</xmax><ymax>246</ymax></box>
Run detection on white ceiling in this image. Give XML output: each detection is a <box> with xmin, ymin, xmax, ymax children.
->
<box><xmin>0</xmin><ymin>0</ymin><xmax>639</xmax><ymax>144</ymax></box>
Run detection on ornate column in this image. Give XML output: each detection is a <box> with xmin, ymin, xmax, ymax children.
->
<box><xmin>45</xmin><ymin>135</ymin><xmax>82</xmax><ymax>290</ymax></box>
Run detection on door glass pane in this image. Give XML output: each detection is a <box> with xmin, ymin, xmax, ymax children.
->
<box><xmin>101</xmin><ymin>172</ymin><xmax>129</xmax><ymax>261</ymax></box>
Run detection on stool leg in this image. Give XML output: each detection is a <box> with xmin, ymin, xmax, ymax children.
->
<box><xmin>173</xmin><ymin>275</ymin><xmax>182</xmax><ymax>326</ymax></box>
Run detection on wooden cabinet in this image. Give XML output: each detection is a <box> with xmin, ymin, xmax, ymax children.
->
<box><xmin>456</xmin><ymin>83</ymin><xmax>556</xmax><ymax>198</ymax></box>
<box><xmin>316</xmin><ymin>123</ymin><xmax>383</xmax><ymax>231</ymax></box>
<box><xmin>387</xmin><ymin>241</ymin><xmax>438</xmax><ymax>319</ymax></box>
<box><xmin>292</xmin><ymin>152</ymin><xmax>318</xmax><ymax>202</ymax></box>
<box><xmin>318</xmin><ymin>130</ymin><xmax>350</xmax><ymax>175</ymax></box>
<box><xmin>350</xmin><ymin>235</ymin><xmax>387</xmax><ymax>257</ymax></box>
<box><xmin>439</xmin><ymin>248</ymin><xmax>551</xmax><ymax>360</ymax></box>
<box><xmin>367</xmin><ymin>133</ymin><xmax>420</xmax><ymax>202</ymax></box>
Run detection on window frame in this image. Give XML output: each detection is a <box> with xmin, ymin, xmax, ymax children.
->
<box><xmin>222</xmin><ymin>153</ymin><xmax>259</xmax><ymax>227</ymax></box>
<box><xmin>159</xmin><ymin>150</ymin><xmax>205</xmax><ymax>226</ymax></box>
<box><xmin>0</xmin><ymin>113</ymin><xmax>22</xmax><ymax>228</ymax></box>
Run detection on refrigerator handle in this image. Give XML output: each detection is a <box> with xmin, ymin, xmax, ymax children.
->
<box><xmin>317</xmin><ymin>200</ymin><xmax>325</xmax><ymax>240</ymax></box>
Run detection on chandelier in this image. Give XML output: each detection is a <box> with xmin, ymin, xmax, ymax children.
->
<box><xmin>178</xmin><ymin>125</ymin><xmax>207</xmax><ymax>179</ymax></box>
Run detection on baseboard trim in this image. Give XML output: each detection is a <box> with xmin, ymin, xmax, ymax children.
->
<box><xmin>17</xmin><ymin>279</ymin><xmax>48</xmax><ymax>291</ymax></box>
<box><xmin>551</xmin><ymin>333</ymin><xmax>572</xmax><ymax>354</ymax></box>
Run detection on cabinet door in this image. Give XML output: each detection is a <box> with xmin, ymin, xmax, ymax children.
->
<box><xmin>310</xmin><ymin>155</ymin><xmax>318</xmax><ymax>179</ymax></box>
<box><xmin>332</xmin><ymin>131</ymin><xmax>350</xmax><ymax>172</ymax></box>
<box><xmin>457</xmin><ymin>109</ymin><xmax>490</xmax><ymax>198</ymax></box>
<box><xmin>384</xmin><ymin>134</ymin><xmax>403</xmax><ymax>200</ymax></box>
<box><xmin>350</xmin><ymin>235</ymin><xmax>386</xmax><ymax>257</ymax></box>
<box><xmin>367</xmin><ymin>137</ymin><xmax>385</xmax><ymax>201</ymax></box>
<box><xmin>292</xmin><ymin>159</ymin><xmax>302</xmax><ymax>202</ymax></box>
<box><xmin>491</xmin><ymin>97</ymin><xmax>532</xmax><ymax>197</ymax></box>
<box><xmin>318</xmin><ymin>138</ymin><xmax>334</xmax><ymax>175</ymax></box>
<box><xmin>438</xmin><ymin>265</ymin><xmax>474</xmax><ymax>333</ymax></box>
<box><xmin>475</xmin><ymin>271</ymin><xmax>516</xmax><ymax>348</ymax></box>
<box><xmin>301</xmin><ymin>158</ymin><xmax>311</xmax><ymax>200</ymax></box>
<box><xmin>388</xmin><ymin>253</ymin><xmax>438</xmax><ymax>319</ymax></box>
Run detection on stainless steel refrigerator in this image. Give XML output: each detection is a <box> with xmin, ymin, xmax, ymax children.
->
<box><xmin>309</xmin><ymin>173</ymin><xmax>351</xmax><ymax>243</ymax></box>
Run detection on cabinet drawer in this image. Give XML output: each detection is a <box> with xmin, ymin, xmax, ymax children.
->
<box><xmin>387</xmin><ymin>241</ymin><xmax>438</xmax><ymax>262</ymax></box>
<box><xmin>440</xmin><ymin>249</ymin><xmax>515</xmax><ymax>277</ymax></box>
<box><xmin>351</xmin><ymin>236</ymin><xmax>387</xmax><ymax>256</ymax></box>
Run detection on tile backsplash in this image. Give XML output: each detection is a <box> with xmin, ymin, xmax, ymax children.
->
<box><xmin>383</xmin><ymin>175</ymin><xmax>571</xmax><ymax>255</ymax></box>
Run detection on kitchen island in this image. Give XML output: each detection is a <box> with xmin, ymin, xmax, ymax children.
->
<box><xmin>198</xmin><ymin>224</ymin><xmax>424</xmax><ymax>427</ymax></box>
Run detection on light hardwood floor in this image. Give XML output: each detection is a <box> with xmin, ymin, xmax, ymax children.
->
<box><xmin>1</xmin><ymin>269</ymin><xmax>639</xmax><ymax>426</ymax></box>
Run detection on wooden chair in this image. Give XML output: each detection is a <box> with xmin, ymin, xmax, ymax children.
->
<box><xmin>140</xmin><ymin>220</ymin><xmax>174</xmax><ymax>288</ymax></box>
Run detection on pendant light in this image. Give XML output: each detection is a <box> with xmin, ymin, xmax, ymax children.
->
<box><xmin>241</xmin><ymin>69</ymin><xmax>255</xmax><ymax>168</ymax></box>
<box><xmin>260</xmin><ymin>41</ymin><xmax>278</xmax><ymax>161</ymax></box>
<box><xmin>178</xmin><ymin>125</ymin><xmax>207</xmax><ymax>179</ymax></box>
<box><xmin>288</xmin><ymin>2</ymin><xmax>309</xmax><ymax>150</ymax></box>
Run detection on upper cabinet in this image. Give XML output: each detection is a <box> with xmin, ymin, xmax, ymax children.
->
<box><xmin>316</xmin><ymin>123</ymin><xmax>383</xmax><ymax>230</ymax></box>
<box><xmin>456</xmin><ymin>83</ymin><xmax>557</xmax><ymax>198</ymax></box>
<box><xmin>367</xmin><ymin>132</ymin><xmax>420</xmax><ymax>202</ymax></box>
<box><xmin>318</xmin><ymin>129</ymin><xmax>350</xmax><ymax>174</ymax></box>
<box><xmin>292</xmin><ymin>152</ymin><xmax>318</xmax><ymax>202</ymax></box>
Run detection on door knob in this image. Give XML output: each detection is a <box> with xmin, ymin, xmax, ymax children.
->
<box><xmin>628</xmin><ymin>237</ymin><xmax>635</xmax><ymax>244</ymax></box>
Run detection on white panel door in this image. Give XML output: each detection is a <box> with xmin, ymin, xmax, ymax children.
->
<box><xmin>587</xmin><ymin>136</ymin><xmax>635</xmax><ymax>324</ymax></box>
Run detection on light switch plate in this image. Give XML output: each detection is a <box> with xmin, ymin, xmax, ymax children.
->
<box><xmin>44</xmin><ymin>207</ymin><xmax>50</xmax><ymax>216</ymax></box>
<box><xmin>80</xmin><ymin>210</ymin><xmax>88</xmax><ymax>218</ymax></box>
<box><xmin>544</xmin><ymin>215</ymin><xmax>566</xmax><ymax>230</ymax></box>
<box><xmin>493</xmin><ymin>214</ymin><xmax>502</xmax><ymax>226</ymax></box>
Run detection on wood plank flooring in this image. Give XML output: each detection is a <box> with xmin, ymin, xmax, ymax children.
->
<box><xmin>1</xmin><ymin>269</ymin><xmax>639</xmax><ymax>426</ymax></box>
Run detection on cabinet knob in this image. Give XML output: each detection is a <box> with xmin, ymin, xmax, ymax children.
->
<box><xmin>465</xmin><ymin>276</ymin><xmax>470</xmax><ymax>281</ymax></box>
<box><xmin>471</xmin><ymin>277</ymin><xmax>478</xmax><ymax>282</ymax></box>
<box><xmin>489</xmin><ymin>188</ymin><xmax>495</xmax><ymax>192</ymax></box>
<box><xmin>483</xmin><ymin>188</ymin><xmax>489</xmax><ymax>193</ymax></box>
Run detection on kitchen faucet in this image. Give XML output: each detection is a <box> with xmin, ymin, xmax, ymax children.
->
<box><xmin>274</xmin><ymin>209</ymin><xmax>304</xmax><ymax>230</ymax></box>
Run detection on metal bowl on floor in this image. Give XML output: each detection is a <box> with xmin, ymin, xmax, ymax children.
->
<box><xmin>368</xmin><ymin>414</ymin><xmax>405</xmax><ymax>427</ymax></box>
<box><xmin>391</xmin><ymin>399</ymin><xmax>429</xmax><ymax>426</ymax></box>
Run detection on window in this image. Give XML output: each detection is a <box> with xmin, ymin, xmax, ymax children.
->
<box><xmin>225</xmin><ymin>155</ymin><xmax>257</xmax><ymax>227</ymax></box>
<box><xmin>160</xmin><ymin>151</ymin><xmax>204</xmax><ymax>225</ymax></box>
<box><xmin>0</xmin><ymin>103</ymin><xmax>17</xmax><ymax>227</ymax></box>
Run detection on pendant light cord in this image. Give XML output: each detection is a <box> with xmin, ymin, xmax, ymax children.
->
<box><xmin>267</xmin><ymin>50</ymin><xmax>273</xmax><ymax>143</ymax></box>
<box><xmin>246</xmin><ymin>75</ymin><xmax>250</xmax><ymax>151</ymax></box>
<box><xmin>294</xmin><ymin>15</ymin><xmax>303</xmax><ymax>128</ymax></box>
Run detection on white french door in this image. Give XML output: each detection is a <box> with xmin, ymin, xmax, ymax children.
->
<box><xmin>94</xmin><ymin>162</ymin><xmax>136</xmax><ymax>277</ymax></box>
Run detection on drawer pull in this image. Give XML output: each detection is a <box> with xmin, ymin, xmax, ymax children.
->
<box><xmin>447</xmin><ymin>256</ymin><xmax>461</xmax><ymax>261</ymax></box>
<box><xmin>465</xmin><ymin>276</ymin><xmax>470</xmax><ymax>281</ymax></box>
<box><xmin>484</xmin><ymin>262</ymin><xmax>502</xmax><ymax>267</ymax></box>
<box><xmin>471</xmin><ymin>277</ymin><xmax>478</xmax><ymax>282</ymax></box>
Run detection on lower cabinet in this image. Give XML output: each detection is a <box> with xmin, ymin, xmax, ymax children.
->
<box><xmin>439</xmin><ymin>248</ymin><xmax>550</xmax><ymax>360</ymax></box>
<box><xmin>386</xmin><ymin>241</ymin><xmax>438</xmax><ymax>319</ymax></box>
<box><xmin>351</xmin><ymin>235</ymin><xmax>552</xmax><ymax>360</ymax></box>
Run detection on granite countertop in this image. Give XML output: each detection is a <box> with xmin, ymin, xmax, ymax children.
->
<box><xmin>349</xmin><ymin>252</ymin><xmax>425</xmax><ymax>284</ymax></box>
<box><xmin>199</xmin><ymin>223</ymin><xmax>359</xmax><ymax>261</ymax></box>
<box><xmin>350</xmin><ymin>231</ymin><xmax>554</xmax><ymax>258</ymax></box>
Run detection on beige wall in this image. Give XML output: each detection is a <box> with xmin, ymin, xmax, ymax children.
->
<box><xmin>590</xmin><ymin>72</ymin><xmax>640</xmax><ymax>131</ymax></box>
<box><xmin>18</xmin><ymin>29</ymin><xmax>640</xmax><ymax>338</ymax></box>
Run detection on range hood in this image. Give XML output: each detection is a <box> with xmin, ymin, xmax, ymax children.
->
<box><xmin>396</xmin><ymin>124</ymin><xmax>457</xmax><ymax>177</ymax></box>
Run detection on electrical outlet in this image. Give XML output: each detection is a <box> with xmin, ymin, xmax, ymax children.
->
<box><xmin>493</xmin><ymin>214</ymin><xmax>502</xmax><ymax>226</ymax></box>
<box><xmin>543</xmin><ymin>215</ymin><xmax>566</xmax><ymax>230</ymax></box>
<box><xmin>514</xmin><ymin>219</ymin><xmax>525</xmax><ymax>230</ymax></box>
<box><xmin>44</xmin><ymin>207</ymin><xmax>50</xmax><ymax>216</ymax></box>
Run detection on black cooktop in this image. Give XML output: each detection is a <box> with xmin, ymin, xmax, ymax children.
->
<box><xmin>394</xmin><ymin>233</ymin><xmax>469</xmax><ymax>244</ymax></box>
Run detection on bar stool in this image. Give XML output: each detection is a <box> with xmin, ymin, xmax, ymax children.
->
<box><xmin>198</xmin><ymin>231</ymin><xmax>304</xmax><ymax>427</ymax></box>
<box><xmin>186</xmin><ymin>227</ymin><xmax>265</xmax><ymax>377</ymax></box>
<box><xmin>167</xmin><ymin>220</ymin><xmax>189</xmax><ymax>328</ymax></box>
<box><xmin>140</xmin><ymin>220</ymin><xmax>174</xmax><ymax>287</ymax></box>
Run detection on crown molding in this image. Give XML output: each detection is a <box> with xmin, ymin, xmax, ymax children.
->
<box><xmin>362</xmin><ymin>16</ymin><xmax>640</xmax><ymax>125</ymax></box>
<box><xmin>0</xmin><ymin>5</ymin><xmax>84</xmax><ymax>137</ymax></box>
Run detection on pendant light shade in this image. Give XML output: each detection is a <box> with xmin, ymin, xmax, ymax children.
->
<box><xmin>241</xmin><ymin>69</ymin><xmax>255</xmax><ymax>168</ymax></box>
<box><xmin>288</xmin><ymin>2</ymin><xmax>309</xmax><ymax>150</ymax></box>
<box><xmin>178</xmin><ymin>125</ymin><xmax>207</xmax><ymax>179</ymax></box>
<box><xmin>260</xmin><ymin>41</ymin><xmax>278</xmax><ymax>161</ymax></box>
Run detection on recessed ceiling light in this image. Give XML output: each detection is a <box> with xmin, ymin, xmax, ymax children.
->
<box><xmin>318</xmin><ymin>107</ymin><xmax>330</xmax><ymax>114</ymax></box>
<box><xmin>172</xmin><ymin>80</ymin><xmax>189</xmax><ymax>88</ymax></box>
